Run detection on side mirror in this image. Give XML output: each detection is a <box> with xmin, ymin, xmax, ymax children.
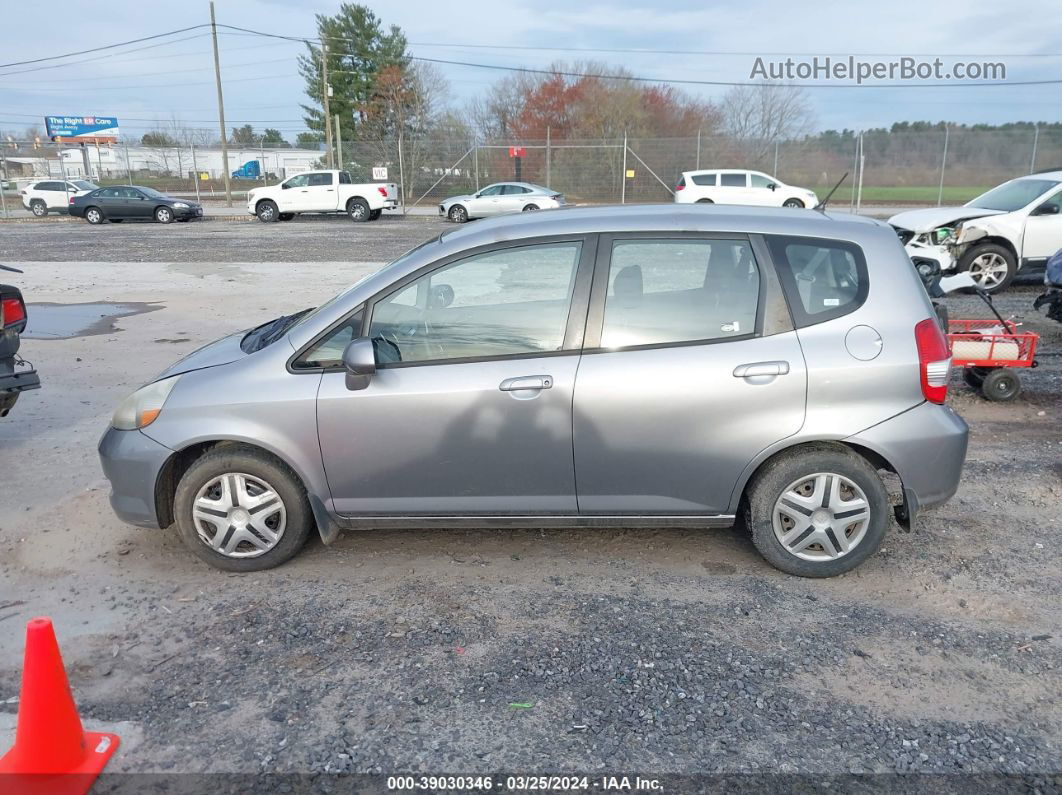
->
<box><xmin>767</xmin><ymin>183</ymin><xmax>777</xmax><ymax>191</ymax></box>
<box><xmin>1033</xmin><ymin>203</ymin><xmax>1060</xmax><ymax>216</ymax></box>
<box><xmin>342</xmin><ymin>337</ymin><xmax>376</xmax><ymax>390</ymax></box>
<box><xmin>281</xmin><ymin>183</ymin><xmax>290</xmax><ymax>190</ymax></box>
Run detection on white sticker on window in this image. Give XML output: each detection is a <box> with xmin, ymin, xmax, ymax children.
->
<box><xmin>721</xmin><ymin>321</ymin><xmax>740</xmax><ymax>333</ymax></box>
<box><xmin>823</xmin><ymin>298</ymin><xmax>840</xmax><ymax>306</ymax></box>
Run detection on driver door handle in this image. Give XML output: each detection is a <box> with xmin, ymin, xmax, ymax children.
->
<box><xmin>733</xmin><ymin>361</ymin><xmax>790</xmax><ymax>378</ymax></box>
<box><xmin>499</xmin><ymin>375</ymin><xmax>552</xmax><ymax>391</ymax></box>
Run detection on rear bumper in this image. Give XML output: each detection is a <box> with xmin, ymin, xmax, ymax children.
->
<box><xmin>845</xmin><ymin>401</ymin><xmax>969</xmax><ymax>519</ymax></box>
<box><xmin>383</xmin><ymin>199</ymin><xmax>398</xmax><ymax>209</ymax></box>
<box><xmin>98</xmin><ymin>426</ymin><xmax>173</xmax><ymax>528</ymax></box>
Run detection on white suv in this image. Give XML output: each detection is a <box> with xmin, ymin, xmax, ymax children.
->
<box><xmin>20</xmin><ymin>179</ymin><xmax>99</xmax><ymax>216</ymax></box>
<box><xmin>675</xmin><ymin>170</ymin><xmax>818</xmax><ymax>209</ymax></box>
<box><xmin>890</xmin><ymin>172</ymin><xmax>1062</xmax><ymax>293</ymax></box>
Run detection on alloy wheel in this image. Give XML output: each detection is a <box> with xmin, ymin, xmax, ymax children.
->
<box><xmin>772</xmin><ymin>472</ymin><xmax>871</xmax><ymax>561</ymax></box>
<box><xmin>967</xmin><ymin>252</ymin><xmax>1009</xmax><ymax>289</ymax></box>
<box><xmin>191</xmin><ymin>472</ymin><xmax>287</xmax><ymax>558</ymax></box>
<box><xmin>86</xmin><ymin>208</ymin><xmax>102</xmax><ymax>224</ymax></box>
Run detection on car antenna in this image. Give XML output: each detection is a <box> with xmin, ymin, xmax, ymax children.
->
<box><xmin>814</xmin><ymin>172</ymin><xmax>848</xmax><ymax>213</ymax></box>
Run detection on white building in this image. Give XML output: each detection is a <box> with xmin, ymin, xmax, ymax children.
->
<box><xmin>29</xmin><ymin>145</ymin><xmax>325</xmax><ymax>180</ymax></box>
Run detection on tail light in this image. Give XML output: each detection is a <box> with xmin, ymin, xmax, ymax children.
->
<box><xmin>676</xmin><ymin>177</ymin><xmax>685</xmax><ymax>191</ymax></box>
<box><xmin>551</xmin><ymin>194</ymin><xmax>563</xmax><ymax>201</ymax></box>
<box><xmin>69</xmin><ymin>196</ymin><xmax>76</xmax><ymax>205</ymax></box>
<box><xmin>377</xmin><ymin>186</ymin><xmax>388</xmax><ymax>198</ymax></box>
<box><xmin>915</xmin><ymin>317</ymin><xmax>951</xmax><ymax>404</ymax></box>
<box><xmin>1</xmin><ymin>296</ymin><xmax>27</xmax><ymax>331</ymax></box>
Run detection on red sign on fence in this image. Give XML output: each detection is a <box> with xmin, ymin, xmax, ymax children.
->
<box><xmin>508</xmin><ymin>146</ymin><xmax>526</xmax><ymax>158</ymax></box>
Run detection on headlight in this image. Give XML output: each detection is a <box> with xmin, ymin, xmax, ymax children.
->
<box><xmin>172</xmin><ymin>202</ymin><xmax>189</xmax><ymax>209</ymax></box>
<box><xmin>112</xmin><ymin>376</ymin><xmax>180</xmax><ymax>430</ymax></box>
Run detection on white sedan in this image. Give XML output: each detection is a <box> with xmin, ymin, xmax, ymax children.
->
<box><xmin>674</xmin><ymin>169</ymin><xmax>818</xmax><ymax>209</ymax></box>
<box><xmin>440</xmin><ymin>182</ymin><xmax>565</xmax><ymax>222</ymax></box>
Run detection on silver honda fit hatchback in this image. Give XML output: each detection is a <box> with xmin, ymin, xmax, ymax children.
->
<box><xmin>99</xmin><ymin>204</ymin><xmax>968</xmax><ymax>577</ymax></box>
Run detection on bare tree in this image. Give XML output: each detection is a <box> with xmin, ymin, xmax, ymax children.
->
<box><xmin>720</xmin><ymin>83</ymin><xmax>814</xmax><ymax>161</ymax></box>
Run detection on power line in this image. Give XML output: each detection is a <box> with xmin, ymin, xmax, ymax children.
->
<box><xmin>0</xmin><ymin>26</ymin><xmax>211</xmax><ymax>69</ymax></box>
<box><xmin>214</xmin><ymin>24</ymin><xmax>1062</xmax><ymax>89</ymax></box>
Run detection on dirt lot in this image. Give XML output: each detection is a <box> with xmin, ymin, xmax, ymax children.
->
<box><xmin>0</xmin><ymin>216</ymin><xmax>1060</xmax><ymax>790</ymax></box>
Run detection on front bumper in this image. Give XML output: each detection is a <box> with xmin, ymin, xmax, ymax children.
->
<box><xmin>172</xmin><ymin>206</ymin><xmax>203</xmax><ymax>219</ymax></box>
<box><xmin>98</xmin><ymin>426</ymin><xmax>174</xmax><ymax>528</ymax></box>
<box><xmin>846</xmin><ymin>401</ymin><xmax>969</xmax><ymax>520</ymax></box>
<box><xmin>902</xmin><ymin>240</ymin><xmax>957</xmax><ymax>271</ymax></box>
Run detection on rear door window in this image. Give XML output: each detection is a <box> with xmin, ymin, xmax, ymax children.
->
<box><xmin>720</xmin><ymin>173</ymin><xmax>747</xmax><ymax>187</ymax></box>
<box><xmin>307</xmin><ymin>173</ymin><xmax>333</xmax><ymax>187</ymax></box>
<box><xmin>766</xmin><ymin>235</ymin><xmax>868</xmax><ymax>325</ymax></box>
<box><xmin>598</xmin><ymin>238</ymin><xmax>760</xmax><ymax>349</ymax></box>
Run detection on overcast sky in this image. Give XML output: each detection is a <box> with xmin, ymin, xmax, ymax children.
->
<box><xmin>1</xmin><ymin>0</ymin><xmax>1059</xmax><ymax>140</ymax></box>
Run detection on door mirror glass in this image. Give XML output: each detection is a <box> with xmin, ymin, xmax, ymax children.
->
<box><xmin>342</xmin><ymin>336</ymin><xmax>376</xmax><ymax>390</ymax></box>
<box><xmin>767</xmin><ymin>183</ymin><xmax>777</xmax><ymax>190</ymax></box>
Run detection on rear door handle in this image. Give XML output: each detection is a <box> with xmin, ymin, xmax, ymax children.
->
<box><xmin>499</xmin><ymin>375</ymin><xmax>553</xmax><ymax>391</ymax></box>
<box><xmin>733</xmin><ymin>361</ymin><xmax>790</xmax><ymax>378</ymax></box>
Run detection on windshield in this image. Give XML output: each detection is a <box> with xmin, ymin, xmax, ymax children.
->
<box><xmin>967</xmin><ymin>179</ymin><xmax>1060</xmax><ymax>212</ymax></box>
<box><xmin>73</xmin><ymin>180</ymin><xmax>98</xmax><ymax>191</ymax></box>
<box><xmin>286</xmin><ymin>236</ymin><xmax>442</xmax><ymax>334</ymax></box>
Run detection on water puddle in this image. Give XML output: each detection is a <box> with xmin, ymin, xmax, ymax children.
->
<box><xmin>23</xmin><ymin>302</ymin><xmax>163</xmax><ymax>340</ymax></box>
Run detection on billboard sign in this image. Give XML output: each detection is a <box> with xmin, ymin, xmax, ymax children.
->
<box><xmin>44</xmin><ymin>116</ymin><xmax>119</xmax><ymax>142</ymax></box>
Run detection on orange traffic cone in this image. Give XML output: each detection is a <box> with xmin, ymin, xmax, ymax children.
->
<box><xmin>0</xmin><ymin>617</ymin><xmax>119</xmax><ymax>795</ymax></box>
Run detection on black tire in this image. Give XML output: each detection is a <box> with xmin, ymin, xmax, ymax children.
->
<box><xmin>744</xmin><ymin>444</ymin><xmax>889</xmax><ymax>578</ymax></box>
<box><xmin>695</xmin><ymin>198</ymin><xmax>714</xmax><ymax>204</ymax></box>
<box><xmin>174</xmin><ymin>445</ymin><xmax>314</xmax><ymax>572</ymax></box>
<box><xmin>84</xmin><ymin>206</ymin><xmax>104</xmax><ymax>225</ymax></box>
<box><xmin>108</xmin><ymin>219</ymin><xmax>124</xmax><ymax>224</ymax></box>
<box><xmin>278</xmin><ymin>213</ymin><xmax>295</xmax><ymax>222</ymax></box>
<box><xmin>783</xmin><ymin>198</ymin><xmax>805</xmax><ymax>208</ymax></box>
<box><xmin>448</xmin><ymin>204</ymin><xmax>469</xmax><ymax>223</ymax></box>
<box><xmin>980</xmin><ymin>368</ymin><xmax>1021</xmax><ymax>402</ymax></box>
<box><xmin>155</xmin><ymin>206</ymin><xmax>174</xmax><ymax>224</ymax></box>
<box><xmin>29</xmin><ymin>200</ymin><xmax>47</xmax><ymax>217</ymax></box>
<box><xmin>347</xmin><ymin>197</ymin><xmax>370</xmax><ymax>222</ymax></box>
<box><xmin>962</xmin><ymin>367</ymin><xmax>990</xmax><ymax>389</ymax></box>
<box><xmin>369</xmin><ymin>209</ymin><xmax>382</xmax><ymax>221</ymax></box>
<box><xmin>959</xmin><ymin>243</ymin><xmax>1016</xmax><ymax>294</ymax></box>
<box><xmin>256</xmin><ymin>200</ymin><xmax>279</xmax><ymax>223</ymax></box>
<box><xmin>522</xmin><ymin>203</ymin><xmax>539</xmax><ymax>212</ymax></box>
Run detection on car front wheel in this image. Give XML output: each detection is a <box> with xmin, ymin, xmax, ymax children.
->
<box><xmin>256</xmin><ymin>200</ymin><xmax>279</xmax><ymax>222</ymax></box>
<box><xmin>155</xmin><ymin>206</ymin><xmax>174</xmax><ymax>224</ymax></box>
<box><xmin>745</xmin><ymin>444</ymin><xmax>888</xmax><ymax>577</ymax></box>
<box><xmin>960</xmin><ymin>243</ymin><xmax>1016</xmax><ymax>294</ymax></box>
<box><xmin>174</xmin><ymin>446</ymin><xmax>314</xmax><ymax>572</ymax></box>
<box><xmin>448</xmin><ymin>205</ymin><xmax>469</xmax><ymax>223</ymax></box>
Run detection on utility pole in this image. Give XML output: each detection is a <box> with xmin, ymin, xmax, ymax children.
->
<box><xmin>210</xmin><ymin>2</ymin><xmax>232</xmax><ymax>206</ymax></box>
<box><xmin>621</xmin><ymin>131</ymin><xmax>628</xmax><ymax>204</ymax></box>
<box><xmin>322</xmin><ymin>44</ymin><xmax>334</xmax><ymax>169</ymax></box>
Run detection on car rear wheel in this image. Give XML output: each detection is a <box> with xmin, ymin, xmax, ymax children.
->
<box><xmin>448</xmin><ymin>205</ymin><xmax>469</xmax><ymax>223</ymax></box>
<box><xmin>745</xmin><ymin>445</ymin><xmax>888</xmax><ymax>577</ymax></box>
<box><xmin>174</xmin><ymin>446</ymin><xmax>314</xmax><ymax>572</ymax></box>
<box><xmin>960</xmin><ymin>243</ymin><xmax>1016</xmax><ymax>294</ymax></box>
<box><xmin>695</xmin><ymin>198</ymin><xmax>714</xmax><ymax>204</ymax></box>
<box><xmin>347</xmin><ymin>197</ymin><xmax>370</xmax><ymax>222</ymax></box>
<box><xmin>155</xmin><ymin>206</ymin><xmax>174</xmax><ymax>224</ymax></box>
<box><xmin>783</xmin><ymin>198</ymin><xmax>805</xmax><ymax>208</ymax></box>
<box><xmin>29</xmin><ymin>200</ymin><xmax>47</xmax><ymax>217</ymax></box>
<box><xmin>256</xmin><ymin>200</ymin><xmax>279</xmax><ymax>222</ymax></box>
<box><xmin>84</xmin><ymin>207</ymin><xmax>104</xmax><ymax>225</ymax></box>
<box><xmin>980</xmin><ymin>368</ymin><xmax>1021</xmax><ymax>402</ymax></box>
<box><xmin>523</xmin><ymin>203</ymin><xmax>539</xmax><ymax>212</ymax></box>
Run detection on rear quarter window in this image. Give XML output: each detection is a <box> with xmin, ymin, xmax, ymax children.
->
<box><xmin>766</xmin><ymin>235</ymin><xmax>868</xmax><ymax>326</ymax></box>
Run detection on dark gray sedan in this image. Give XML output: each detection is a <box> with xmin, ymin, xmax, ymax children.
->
<box><xmin>69</xmin><ymin>186</ymin><xmax>203</xmax><ymax>224</ymax></box>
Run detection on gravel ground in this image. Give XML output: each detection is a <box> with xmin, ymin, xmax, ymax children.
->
<box><xmin>0</xmin><ymin>221</ymin><xmax>1059</xmax><ymax>791</ymax></box>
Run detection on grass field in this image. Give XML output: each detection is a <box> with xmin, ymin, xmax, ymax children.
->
<box><xmin>810</xmin><ymin>185</ymin><xmax>989</xmax><ymax>204</ymax></box>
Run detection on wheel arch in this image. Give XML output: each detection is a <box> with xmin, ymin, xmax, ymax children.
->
<box><xmin>154</xmin><ymin>438</ymin><xmax>342</xmax><ymax>544</ymax></box>
<box><xmin>960</xmin><ymin>235</ymin><xmax>1018</xmax><ymax>263</ymax></box>
<box><xmin>730</xmin><ymin>438</ymin><xmax>907</xmax><ymax>524</ymax></box>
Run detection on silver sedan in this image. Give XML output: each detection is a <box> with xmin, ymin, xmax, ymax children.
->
<box><xmin>440</xmin><ymin>182</ymin><xmax>565</xmax><ymax>222</ymax></box>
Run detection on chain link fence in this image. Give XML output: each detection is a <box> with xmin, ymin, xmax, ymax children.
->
<box><xmin>2</xmin><ymin>127</ymin><xmax>1060</xmax><ymax>211</ymax></box>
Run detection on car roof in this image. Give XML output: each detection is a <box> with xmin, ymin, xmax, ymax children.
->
<box><xmin>438</xmin><ymin>203</ymin><xmax>881</xmax><ymax>249</ymax></box>
<box><xmin>1021</xmin><ymin>170</ymin><xmax>1062</xmax><ymax>181</ymax></box>
<box><xmin>683</xmin><ymin>169</ymin><xmax>758</xmax><ymax>175</ymax></box>
<box><xmin>486</xmin><ymin>181</ymin><xmax>547</xmax><ymax>190</ymax></box>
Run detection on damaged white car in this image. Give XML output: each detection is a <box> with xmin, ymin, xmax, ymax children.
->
<box><xmin>890</xmin><ymin>171</ymin><xmax>1062</xmax><ymax>293</ymax></box>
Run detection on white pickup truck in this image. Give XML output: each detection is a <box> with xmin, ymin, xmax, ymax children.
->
<box><xmin>247</xmin><ymin>170</ymin><xmax>399</xmax><ymax>223</ymax></box>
